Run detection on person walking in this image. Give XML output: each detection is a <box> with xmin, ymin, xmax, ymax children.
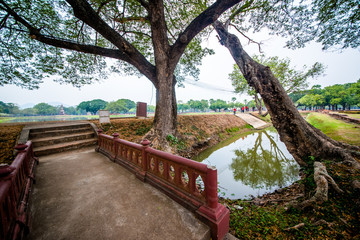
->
<box><xmin>233</xmin><ymin>108</ymin><xmax>236</xmax><ymax>115</ymax></box>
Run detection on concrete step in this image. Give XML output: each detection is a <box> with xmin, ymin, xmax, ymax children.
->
<box><xmin>30</xmin><ymin>123</ymin><xmax>91</xmax><ymax>133</ymax></box>
<box><xmin>30</xmin><ymin>127</ymin><xmax>93</xmax><ymax>139</ymax></box>
<box><xmin>34</xmin><ymin>138</ymin><xmax>98</xmax><ymax>156</ymax></box>
<box><xmin>32</xmin><ymin>131</ymin><xmax>95</xmax><ymax>148</ymax></box>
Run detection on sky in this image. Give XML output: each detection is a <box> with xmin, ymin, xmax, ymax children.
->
<box><xmin>1</xmin><ymin>29</ymin><xmax>359</xmax><ymax>108</ymax></box>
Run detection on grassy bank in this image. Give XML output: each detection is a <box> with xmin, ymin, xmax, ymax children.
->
<box><xmin>306</xmin><ymin>112</ymin><xmax>360</xmax><ymax>146</ymax></box>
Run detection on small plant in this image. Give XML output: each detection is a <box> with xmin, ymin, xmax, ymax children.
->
<box><xmin>166</xmin><ymin>134</ymin><xmax>186</xmax><ymax>150</ymax></box>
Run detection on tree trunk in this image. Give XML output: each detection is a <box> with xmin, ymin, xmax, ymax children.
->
<box><xmin>213</xmin><ymin>21</ymin><xmax>360</xmax><ymax>169</ymax></box>
<box><xmin>152</xmin><ymin>74</ymin><xmax>177</xmax><ymax>149</ymax></box>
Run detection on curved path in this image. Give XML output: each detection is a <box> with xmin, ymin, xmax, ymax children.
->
<box><xmin>27</xmin><ymin>147</ymin><xmax>210</xmax><ymax>240</ymax></box>
<box><xmin>235</xmin><ymin>113</ymin><xmax>270</xmax><ymax>129</ymax></box>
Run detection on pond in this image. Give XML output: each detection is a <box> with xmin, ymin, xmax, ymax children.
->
<box><xmin>193</xmin><ymin>127</ymin><xmax>300</xmax><ymax>200</ymax></box>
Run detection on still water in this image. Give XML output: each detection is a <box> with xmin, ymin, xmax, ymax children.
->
<box><xmin>193</xmin><ymin>128</ymin><xmax>300</xmax><ymax>200</ymax></box>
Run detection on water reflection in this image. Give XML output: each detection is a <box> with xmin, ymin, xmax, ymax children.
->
<box><xmin>230</xmin><ymin>131</ymin><xmax>299</xmax><ymax>190</ymax></box>
<box><xmin>194</xmin><ymin>128</ymin><xmax>299</xmax><ymax>199</ymax></box>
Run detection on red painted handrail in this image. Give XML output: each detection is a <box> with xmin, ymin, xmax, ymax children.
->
<box><xmin>0</xmin><ymin>141</ymin><xmax>38</xmax><ymax>240</ymax></box>
<box><xmin>97</xmin><ymin>132</ymin><xmax>229</xmax><ymax>240</ymax></box>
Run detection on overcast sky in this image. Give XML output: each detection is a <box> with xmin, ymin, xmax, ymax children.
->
<box><xmin>1</xmin><ymin>29</ymin><xmax>359</xmax><ymax>108</ymax></box>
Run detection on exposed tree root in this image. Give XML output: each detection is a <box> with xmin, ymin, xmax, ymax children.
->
<box><xmin>143</xmin><ymin>128</ymin><xmax>175</xmax><ymax>153</ymax></box>
<box><xmin>293</xmin><ymin>162</ymin><xmax>344</xmax><ymax>210</ymax></box>
<box><xmin>285</xmin><ymin>219</ymin><xmax>334</xmax><ymax>232</ymax></box>
<box><xmin>285</xmin><ymin>223</ymin><xmax>305</xmax><ymax>231</ymax></box>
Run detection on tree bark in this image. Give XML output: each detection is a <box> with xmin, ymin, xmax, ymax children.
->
<box><xmin>213</xmin><ymin>21</ymin><xmax>360</xmax><ymax>169</ymax></box>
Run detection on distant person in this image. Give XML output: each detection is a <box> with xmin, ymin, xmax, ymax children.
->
<box><xmin>252</xmin><ymin>106</ymin><xmax>255</xmax><ymax>112</ymax></box>
<box><xmin>241</xmin><ymin>107</ymin><xmax>244</xmax><ymax>113</ymax></box>
<box><xmin>233</xmin><ymin>108</ymin><xmax>236</xmax><ymax>115</ymax></box>
<box><xmin>245</xmin><ymin>106</ymin><xmax>248</xmax><ymax>112</ymax></box>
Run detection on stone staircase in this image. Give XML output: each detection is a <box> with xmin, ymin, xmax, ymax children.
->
<box><xmin>29</xmin><ymin>123</ymin><xmax>98</xmax><ymax>156</ymax></box>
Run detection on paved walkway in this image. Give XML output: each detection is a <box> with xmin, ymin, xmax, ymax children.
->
<box><xmin>27</xmin><ymin>147</ymin><xmax>210</xmax><ymax>240</ymax></box>
<box><xmin>235</xmin><ymin>113</ymin><xmax>270</xmax><ymax>129</ymax></box>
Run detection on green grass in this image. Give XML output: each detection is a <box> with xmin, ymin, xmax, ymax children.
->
<box><xmin>0</xmin><ymin>117</ymin><xmax>13</xmax><ymax>123</ymax></box>
<box><xmin>306</xmin><ymin>112</ymin><xmax>360</xmax><ymax>146</ymax></box>
<box><xmin>343</xmin><ymin>113</ymin><xmax>360</xmax><ymax>119</ymax></box>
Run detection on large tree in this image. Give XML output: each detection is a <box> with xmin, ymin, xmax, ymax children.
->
<box><xmin>212</xmin><ymin>0</ymin><xmax>360</xmax><ymax>204</ymax></box>
<box><xmin>0</xmin><ymin>0</ymin><xmax>241</xmax><ymax>147</ymax></box>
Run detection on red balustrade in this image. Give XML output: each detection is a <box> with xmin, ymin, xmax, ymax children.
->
<box><xmin>0</xmin><ymin>141</ymin><xmax>38</xmax><ymax>240</ymax></box>
<box><xmin>97</xmin><ymin>133</ymin><xmax>229</xmax><ymax>240</ymax></box>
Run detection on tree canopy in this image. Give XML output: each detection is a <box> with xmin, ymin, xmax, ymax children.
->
<box><xmin>296</xmin><ymin>81</ymin><xmax>360</xmax><ymax>110</ymax></box>
<box><xmin>1</xmin><ymin>0</ymin><xmax>359</xmax><ymax>147</ymax></box>
<box><xmin>77</xmin><ymin>99</ymin><xmax>107</xmax><ymax>114</ymax></box>
<box><xmin>105</xmin><ymin>98</ymin><xmax>135</xmax><ymax>113</ymax></box>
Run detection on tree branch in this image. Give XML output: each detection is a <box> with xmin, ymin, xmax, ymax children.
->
<box><xmin>229</xmin><ymin>23</ymin><xmax>262</xmax><ymax>52</ymax></box>
<box><xmin>65</xmin><ymin>0</ymin><xmax>157</xmax><ymax>85</ymax></box>
<box><xmin>113</xmin><ymin>16</ymin><xmax>149</xmax><ymax>24</ymax></box>
<box><xmin>170</xmin><ymin>0</ymin><xmax>242</xmax><ymax>70</ymax></box>
<box><xmin>1</xmin><ymin>0</ymin><xmax>158</xmax><ymax>86</ymax></box>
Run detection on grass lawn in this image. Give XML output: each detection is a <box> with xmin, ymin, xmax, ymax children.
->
<box><xmin>306</xmin><ymin>112</ymin><xmax>360</xmax><ymax>146</ymax></box>
<box><xmin>343</xmin><ymin>113</ymin><xmax>360</xmax><ymax>119</ymax></box>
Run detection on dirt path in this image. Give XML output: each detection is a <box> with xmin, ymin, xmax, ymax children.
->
<box><xmin>27</xmin><ymin>147</ymin><xmax>210</xmax><ymax>240</ymax></box>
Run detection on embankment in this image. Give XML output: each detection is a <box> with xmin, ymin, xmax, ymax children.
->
<box><xmin>93</xmin><ymin>114</ymin><xmax>250</xmax><ymax>158</ymax></box>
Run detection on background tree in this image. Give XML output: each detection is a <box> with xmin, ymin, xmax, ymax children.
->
<box><xmin>77</xmin><ymin>99</ymin><xmax>107</xmax><ymax>114</ymax></box>
<box><xmin>105</xmin><ymin>98</ymin><xmax>135</xmax><ymax>113</ymax></box>
<box><xmin>177</xmin><ymin>101</ymin><xmax>189</xmax><ymax>113</ymax></box>
<box><xmin>229</xmin><ymin>55</ymin><xmax>324</xmax><ymax>114</ymax></box>
<box><xmin>0</xmin><ymin>101</ymin><xmax>19</xmax><ymax>114</ymax></box>
<box><xmin>0</xmin><ymin>0</ymin><xmax>241</xmax><ymax>147</ymax></box>
<box><xmin>63</xmin><ymin>106</ymin><xmax>80</xmax><ymax>115</ymax></box>
<box><xmin>33</xmin><ymin>103</ymin><xmax>57</xmax><ymax>115</ymax></box>
<box><xmin>209</xmin><ymin>99</ymin><xmax>228</xmax><ymax>112</ymax></box>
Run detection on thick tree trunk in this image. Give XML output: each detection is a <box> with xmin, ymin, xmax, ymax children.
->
<box><xmin>153</xmin><ymin>75</ymin><xmax>177</xmax><ymax>148</ymax></box>
<box><xmin>213</xmin><ymin>21</ymin><xmax>360</xmax><ymax>169</ymax></box>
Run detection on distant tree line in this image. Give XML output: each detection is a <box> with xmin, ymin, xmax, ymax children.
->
<box><xmin>177</xmin><ymin>98</ymin><xmax>256</xmax><ymax>113</ymax></box>
<box><xmin>290</xmin><ymin>80</ymin><xmax>360</xmax><ymax>110</ymax></box>
<box><xmin>0</xmin><ymin>101</ymin><xmax>80</xmax><ymax>116</ymax></box>
<box><xmin>0</xmin><ymin>98</ymin><xmax>157</xmax><ymax>116</ymax></box>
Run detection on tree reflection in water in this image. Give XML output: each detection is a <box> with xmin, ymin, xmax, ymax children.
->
<box><xmin>230</xmin><ymin>131</ymin><xmax>299</xmax><ymax>190</ymax></box>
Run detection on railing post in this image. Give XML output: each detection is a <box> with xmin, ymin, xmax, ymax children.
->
<box><xmin>112</xmin><ymin>133</ymin><xmax>119</xmax><ymax>162</ymax></box>
<box><xmin>137</xmin><ymin>139</ymin><xmax>150</xmax><ymax>181</ymax></box>
<box><xmin>95</xmin><ymin>129</ymin><xmax>103</xmax><ymax>152</ymax></box>
<box><xmin>196</xmin><ymin>165</ymin><xmax>230</xmax><ymax>240</ymax></box>
<box><xmin>15</xmin><ymin>143</ymin><xmax>27</xmax><ymax>153</ymax></box>
<box><xmin>206</xmin><ymin>166</ymin><xmax>219</xmax><ymax>209</ymax></box>
<box><xmin>15</xmin><ymin>143</ymin><xmax>30</xmax><ymax>175</ymax></box>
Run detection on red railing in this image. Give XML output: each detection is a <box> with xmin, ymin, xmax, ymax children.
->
<box><xmin>0</xmin><ymin>142</ymin><xmax>38</xmax><ymax>240</ymax></box>
<box><xmin>96</xmin><ymin>131</ymin><xmax>229</xmax><ymax>240</ymax></box>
